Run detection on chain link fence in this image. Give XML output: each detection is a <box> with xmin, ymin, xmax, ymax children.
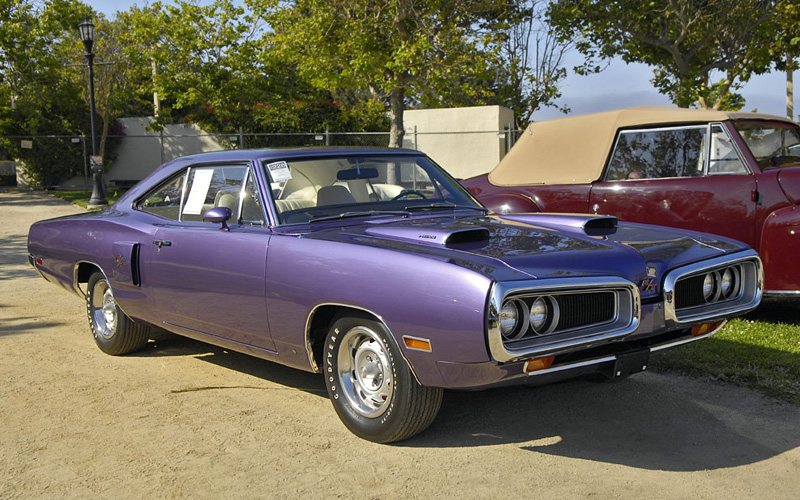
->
<box><xmin>1</xmin><ymin>128</ymin><xmax>523</xmax><ymax>189</ymax></box>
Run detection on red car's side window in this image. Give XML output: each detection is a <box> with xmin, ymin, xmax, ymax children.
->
<box><xmin>605</xmin><ymin>127</ymin><xmax>707</xmax><ymax>181</ymax></box>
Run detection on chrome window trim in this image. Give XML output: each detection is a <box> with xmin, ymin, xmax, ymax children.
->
<box><xmin>663</xmin><ymin>249</ymin><xmax>762</xmax><ymax>324</ymax></box>
<box><xmin>707</xmin><ymin>122</ymin><xmax>752</xmax><ymax>176</ymax></box>
<box><xmin>487</xmin><ymin>277</ymin><xmax>641</xmax><ymax>363</ymax></box>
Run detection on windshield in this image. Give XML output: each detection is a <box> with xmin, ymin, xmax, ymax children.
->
<box><xmin>734</xmin><ymin>121</ymin><xmax>800</xmax><ymax>168</ymax></box>
<box><xmin>261</xmin><ymin>154</ymin><xmax>483</xmax><ymax>224</ymax></box>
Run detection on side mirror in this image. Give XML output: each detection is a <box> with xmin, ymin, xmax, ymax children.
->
<box><xmin>203</xmin><ymin>206</ymin><xmax>232</xmax><ymax>231</ymax></box>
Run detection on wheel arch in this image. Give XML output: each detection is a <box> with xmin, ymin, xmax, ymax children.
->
<box><xmin>73</xmin><ymin>260</ymin><xmax>106</xmax><ymax>298</ymax></box>
<box><xmin>304</xmin><ymin>303</ymin><xmax>421</xmax><ymax>383</ymax></box>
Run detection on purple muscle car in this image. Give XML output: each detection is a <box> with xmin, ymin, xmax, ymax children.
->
<box><xmin>28</xmin><ymin>148</ymin><xmax>763</xmax><ymax>442</ymax></box>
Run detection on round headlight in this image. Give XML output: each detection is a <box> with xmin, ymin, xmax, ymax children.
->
<box><xmin>720</xmin><ymin>267</ymin><xmax>739</xmax><ymax>298</ymax></box>
<box><xmin>500</xmin><ymin>300</ymin><xmax>527</xmax><ymax>340</ymax></box>
<box><xmin>530</xmin><ymin>297</ymin><xmax>549</xmax><ymax>332</ymax></box>
<box><xmin>702</xmin><ymin>272</ymin><xmax>716</xmax><ymax>302</ymax></box>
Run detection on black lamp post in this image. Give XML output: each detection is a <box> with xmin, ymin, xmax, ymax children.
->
<box><xmin>78</xmin><ymin>16</ymin><xmax>107</xmax><ymax>208</ymax></box>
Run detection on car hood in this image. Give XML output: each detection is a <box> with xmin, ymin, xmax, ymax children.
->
<box><xmin>298</xmin><ymin>213</ymin><xmax>747</xmax><ymax>298</ymax></box>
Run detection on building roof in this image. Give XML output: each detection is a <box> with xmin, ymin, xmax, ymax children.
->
<box><xmin>488</xmin><ymin>106</ymin><xmax>796</xmax><ymax>186</ymax></box>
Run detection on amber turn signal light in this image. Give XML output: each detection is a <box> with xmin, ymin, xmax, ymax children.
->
<box><xmin>402</xmin><ymin>336</ymin><xmax>432</xmax><ymax>352</ymax></box>
<box><xmin>524</xmin><ymin>356</ymin><xmax>555</xmax><ymax>373</ymax></box>
<box><xmin>691</xmin><ymin>321</ymin><xmax>724</xmax><ymax>336</ymax></box>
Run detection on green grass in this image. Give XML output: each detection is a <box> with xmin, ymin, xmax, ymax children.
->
<box><xmin>52</xmin><ymin>190</ymin><xmax>124</xmax><ymax>209</ymax></box>
<box><xmin>651</xmin><ymin>298</ymin><xmax>800</xmax><ymax>405</ymax></box>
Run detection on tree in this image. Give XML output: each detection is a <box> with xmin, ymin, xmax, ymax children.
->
<box><xmin>116</xmin><ymin>0</ymin><xmax>385</xmax><ymax>140</ymax></box>
<box><xmin>117</xmin><ymin>0</ymin><xmax>266</xmax><ymax>131</ymax></box>
<box><xmin>64</xmin><ymin>16</ymin><xmax>153</xmax><ymax>161</ymax></box>
<box><xmin>548</xmin><ymin>0</ymin><xmax>779</xmax><ymax>110</ymax></box>
<box><xmin>258</xmin><ymin>0</ymin><xmax>521</xmax><ymax>147</ymax></box>
<box><xmin>494</xmin><ymin>0</ymin><xmax>571</xmax><ymax>128</ymax></box>
<box><xmin>770</xmin><ymin>0</ymin><xmax>800</xmax><ymax>119</ymax></box>
<box><xmin>0</xmin><ymin>0</ymin><xmax>95</xmax><ymax>186</ymax></box>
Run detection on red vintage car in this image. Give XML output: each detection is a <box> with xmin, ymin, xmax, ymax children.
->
<box><xmin>462</xmin><ymin>106</ymin><xmax>800</xmax><ymax>296</ymax></box>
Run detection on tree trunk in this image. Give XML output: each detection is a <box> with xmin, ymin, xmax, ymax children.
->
<box><xmin>152</xmin><ymin>58</ymin><xmax>161</xmax><ymax>118</ymax></box>
<box><xmin>787</xmin><ymin>54</ymin><xmax>794</xmax><ymax>120</ymax></box>
<box><xmin>388</xmin><ymin>87</ymin><xmax>405</xmax><ymax>148</ymax></box>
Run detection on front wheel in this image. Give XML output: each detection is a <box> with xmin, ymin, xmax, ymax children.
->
<box><xmin>324</xmin><ymin>316</ymin><xmax>443</xmax><ymax>443</ymax></box>
<box><xmin>86</xmin><ymin>272</ymin><xmax>151</xmax><ymax>355</ymax></box>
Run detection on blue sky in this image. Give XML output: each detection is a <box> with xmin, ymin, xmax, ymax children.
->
<box><xmin>91</xmin><ymin>0</ymin><xmax>796</xmax><ymax>121</ymax></box>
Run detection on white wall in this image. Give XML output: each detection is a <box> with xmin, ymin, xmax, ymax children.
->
<box><xmin>402</xmin><ymin>105</ymin><xmax>515</xmax><ymax>179</ymax></box>
<box><xmin>58</xmin><ymin>117</ymin><xmax>224</xmax><ymax>189</ymax></box>
<box><xmin>106</xmin><ymin>118</ymin><xmax>223</xmax><ymax>183</ymax></box>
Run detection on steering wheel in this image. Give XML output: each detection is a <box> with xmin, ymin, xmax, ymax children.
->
<box><xmin>391</xmin><ymin>190</ymin><xmax>427</xmax><ymax>201</ymax></box>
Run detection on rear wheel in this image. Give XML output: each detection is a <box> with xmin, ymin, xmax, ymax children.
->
<box><xmin>86</xmin><ymin>272</ymin><xmax>150</xmax><ymax>355</ymax></box>
<box><xmin>324</xmin><ymin>315</ymin><xmax>443</xmax><ymax>443</ymax></box>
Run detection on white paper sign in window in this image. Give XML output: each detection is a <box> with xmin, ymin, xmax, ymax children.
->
<box><xmin>266</xmin><ymin>161</ymin><xmax>292</xmax><ymax>182</ymax></box>
<box><xmin>182</xmin><ymin>168</ymin><xmax>214</xmax><ymax>215</ymax></box>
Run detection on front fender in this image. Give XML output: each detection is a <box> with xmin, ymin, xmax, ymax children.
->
<box><xmin>480</xmin><ymin>193</ymin><xmax>541</xmax><ymax>214</ymax></box>
<box><xmin>265</xmin><ymin>235</ymin><xmax>494</xmax><ymax>386</ymax></box>
<box><xmin>759</xmin><ymin>204</ymin><xmax>800</xmax><ymax>293</ymax></box>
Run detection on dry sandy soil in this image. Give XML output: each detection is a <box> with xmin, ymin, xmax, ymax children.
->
<box><xmin>1</xmin><ymin>190</ymin><xmax>799</xmax><ymax>499</ymax></box>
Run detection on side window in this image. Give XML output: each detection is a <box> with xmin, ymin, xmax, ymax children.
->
<box><xmin>139</xmin><ymin>172</ymin><xmax>186</xmax><ymax>220</ymax></box>
<box><xmin>181</xmin><ymin>166</ymin><xmax>248</xmax><ymax>222</ymax></box>
<box><xmin>708</xmin><ymin>124</ymin><xmax>748</xmax><ymax>174</ymax></box>
<box><xmin>240</xmin><ymin>172</ymin><xmax>265</xmax><ymax>225</ymax></box>
<box><xmin>139</xmin><ymin>165</ymin><xmax>261</xmax><ymax>225</ymax></box>
<box><xmin>605</xmin><ymin>127</ymin><xmax>707</xmax><ymax>181</ymax></box>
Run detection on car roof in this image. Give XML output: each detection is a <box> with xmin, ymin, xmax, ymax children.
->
<box><xmin>488</xmin><ymin>106</ymin><xmax>798</xmax><ymax>186</ymax></box>
<box><xmin>171</xmin><ymin>146</ymin><xmax>423</xmax><ymax>164</ymax></box>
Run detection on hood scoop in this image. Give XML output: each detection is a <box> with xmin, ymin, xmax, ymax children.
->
<box><xmin>365</xmin><ymin>226</ymin><xmax>490</xmax><ymax>247</ymax></box>
<box><xmin>500</xmin><ymin>213</ymin><xmax>618</xmax><ymax>236</ymax></box>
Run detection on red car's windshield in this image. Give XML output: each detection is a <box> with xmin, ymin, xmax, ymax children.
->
<box><xmin>734</xmin><ymin>121</ymin><xmax>800</xmax><ymax>168</ymax></box>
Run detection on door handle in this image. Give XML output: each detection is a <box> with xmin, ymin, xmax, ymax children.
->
<box><xmin>152</xmin><ymin>240</ymin><xmax>172</xmax><ymax>248</ymax></box>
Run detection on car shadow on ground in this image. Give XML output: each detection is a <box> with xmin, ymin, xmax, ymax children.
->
<box><xmin>0</xmin><ymin>308</ymin><xmax>65</xmax><ymax>337</ymax></box>
<box><xmin>134</xmin><ymin>333</ymin><xmax>327</xmax><ymax>396</ymax></box>
<box><xmin>406</xmin><ymin>374</ymin><xmax>800</xmax><ymax>471</ymax></box>
<box><xmin>132</xmin><ymin>333</ymin><xmax>799</xmax><ymax>472</ymax></box>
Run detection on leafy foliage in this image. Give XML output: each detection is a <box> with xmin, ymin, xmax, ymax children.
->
<box><xmin>118</xmin><ymin>1</ymin><xmax>387</xmax><ymax>136</ymax></box>
<box><xmin>0</xmin><ymin>0</ymin><xmax>94</xmax><ymax>186</ymax></box>
<box><xmin>258</xmin><ymin>0</ymin><xmax>523</xmax><ymax>146</ymax></box>
<box><xmin>491</xmin><ymin>0</ymin><xmax>571</xmax><ymax>128</ymax></box>
<box><xmin>548</xmin><ymin>0</ymin><xmax>780</xmax><ymax>109</ymax></box>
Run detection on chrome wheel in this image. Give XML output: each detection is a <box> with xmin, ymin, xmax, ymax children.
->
<box><xmin>91</xmin><ymin>279</ymin><xmax>117</xmax><ymax>339</ymax></box>
<box><xmin>337</xmin><ymin>326</ymin><xmax>394</xmax><ymax>418</ymax></box>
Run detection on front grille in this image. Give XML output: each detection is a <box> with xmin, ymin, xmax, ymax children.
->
<box><xmin>555</xmin><ymin>292</ymin><xmax>616</xmax><ymax>331</ymax></box>
<box><xmin>674</xmin><ymin>263</ymin><xmax>746</xmax><ymax>311</ymax></box>
<box><xmin>488</xmin><ymin>277</ymin><xmax>641</xmax><ymax>363</ymax></box>
<box><xmin>504</xmin><ymin>289</ymin><xmax>620</xmax><ymax>344</ymax></box>
<box><xmin>675</xmin><ymin>274</ymin><xmax>706</xmax><ymax>308</ymax></box>
<box><xmin>663</xmin><ymin>253</ymin><xmax>762</xmax><ymax>325</ymax></box>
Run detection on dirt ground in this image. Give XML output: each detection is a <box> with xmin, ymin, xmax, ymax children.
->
<box><xmin>1</xmin><ymin>190</ymin><xmax>799</xmax><ymax>500</ymax></box>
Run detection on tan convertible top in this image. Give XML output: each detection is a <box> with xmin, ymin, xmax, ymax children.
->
<box><xmin>488</xmin><ymin>106</ymin><xmax>795</xmax><ymax>186</ymax></box>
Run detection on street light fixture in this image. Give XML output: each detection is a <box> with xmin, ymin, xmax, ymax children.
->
<box><xmin>78</xmin><ymin>16</ymin><xmax>107</xmax><ymax>208</ymax></box>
